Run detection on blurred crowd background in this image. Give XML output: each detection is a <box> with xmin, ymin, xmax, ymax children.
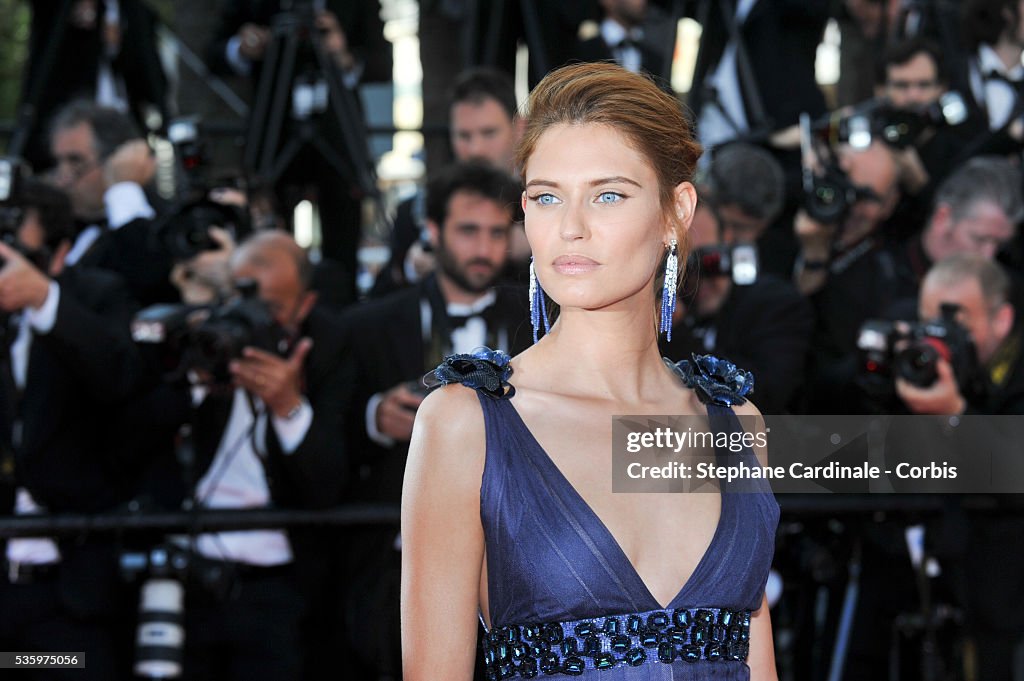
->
<box><xmin>2</xmin><ymin>1</ymin><xmax>1024</xmax><ymax>680</ymax></box>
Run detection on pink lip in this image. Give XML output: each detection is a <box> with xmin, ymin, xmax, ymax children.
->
<box><xmin>552</xmin><ymin>254</ymin><xmax>601</xmax><ymax>274</ymax></box>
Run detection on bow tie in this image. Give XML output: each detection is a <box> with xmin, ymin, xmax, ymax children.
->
<box><xmin>446</xmin><ymin>300</ymin><xmax>495</xmax><ymax>330</ymax></box>
<box><xmin>984</xmin><ymin>70</ymin><xmax>1024</xmax><ymax>88</ymax></box>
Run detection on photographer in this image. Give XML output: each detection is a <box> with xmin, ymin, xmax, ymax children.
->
<box><xmin>879</xmin><ymin>38</ymin><xmax>971</xmax><ymax>202</ymax></box>
<box><xmin>0</xmin><ymin>178</ymin><xmax>145</xmax><ymax>680</ymax></box>
<box><xmin>662</xmin><ymin>149</ymin><xmax>813</xmax><ymax>414</ymax></box>
<box><xmin>886</xmin><ymin>156</ymin><xmax>1023</xmax><ymax>296</ymax></box>
<box><xmin>158</xmin><ymin>231</ymin><xmax>350</xmax><ymax>681</ymax></box>
<box><xmin>894</xmin><ymin>254</ymin><xmax>1024</xmax><ymax>681</ymax></box>
<box><xmin>705</xmin><ymin>141</ymin><xmax>793</xmax><ymax>278</ymax></box>
<box><xmin>49</xmin><ymin>99</ymin><xmax>176</xmax><ymax>306</ymax></box>
<box><xmin>896</xmin><ymin>254</ymin><xmax>1023</xmax><ymax>415</ymax></box>
<box><xmin>206</xmin><ymin>0</ymin><xmax>391</xmax><ymax>303</ymax></box>
<box><xmin>795</xmin><ymin>141</ymin><xmax>907</xmax><ymax>412</ymax></box>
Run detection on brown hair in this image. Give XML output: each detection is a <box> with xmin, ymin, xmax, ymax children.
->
<box><xmin>514</xmin><ymin>62</ymin><xmax>702</xmax><ymax>252</ymax></box>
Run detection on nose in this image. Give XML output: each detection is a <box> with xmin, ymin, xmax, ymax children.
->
<box><xmin>465</xmin><ymin>135</ymin><xmax>487</xmax><ymax>159</ymax></box>
<box><xmin>559</xmin><ymin>198</ymin><xmax>589</xmax><ymax>242</ymax></box>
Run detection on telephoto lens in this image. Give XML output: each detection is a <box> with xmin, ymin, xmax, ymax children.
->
<box><xmin>134</xmin><ymin>547</ymin><xmax>186</xmax><ymax>679</ymax></box>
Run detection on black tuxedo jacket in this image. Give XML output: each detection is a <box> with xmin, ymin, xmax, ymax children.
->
<box><xmin>1</xmin><ymin>266</ymin><xmax>145</xmax><ymax>514</ymax></box>
<box><xmin>207</xmin><ymin>0</ymin><xmax>392</xmax><ymax>86</ymax></box>
<box><xmin>0</xmin><ymin>266</ymin><xmax>146</xmax><ymax>621</ymax></box>
<box><xmin>75</xmin><ymin>217</ymin><xmax>178</xmax><ymax>307</ymax></box>
<box><xmin>21</xmin><ymin>0</ymin><xmax>167</xmax><ymax>168</ymax></box>
<box><xmin>688</xmin><ymin>0</ymin><xmax>829</xmax><ymax>132</ymax></box>
<box><xmin>342</xmin><ymin>277</ymin><xmax>531</xmax><ymax>504</ymax></box>
<box><xmin>572</xmin><ymin>35</ymin><xmax>666</xmax><ymax>81</ymax></box>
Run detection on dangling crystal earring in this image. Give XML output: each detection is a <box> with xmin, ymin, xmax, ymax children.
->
<box><xmin>660</xmin><ymin>239</ymin><xmax>679</xmax><ymax>342</ymax></box>
<box><xmin>529</xmin><ymin>257</ymin><xmax>551</xmax><ymax>343</ymax></box>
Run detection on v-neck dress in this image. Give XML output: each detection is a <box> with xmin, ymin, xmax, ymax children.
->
<box><xmin>475</xmin><ymin>391</ymin><xmax>779</xmax><ymax>679</ymax></box>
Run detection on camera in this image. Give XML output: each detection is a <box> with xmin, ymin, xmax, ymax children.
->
<box><xmin>799</xmin><ymin>113</ymin><xmax>882</xmax><ymax>229</ymax></box>
<box><xmin>856</xmin><ymin>303</ymin><xmax>984</xmax><ymax>400</ymax></box>
<box><xmin>120</xmin><ymin>544</ymin><xmax>189</xmax><ymax>679</ymax></box>
<box><xmin>157</xmin><ymin>118</ymin><xmax>248</xmax><ymax>261</ymax></box>
<box><xmin>687</xmin><ymin>243</ymin><xmax>759</xmax><ymax>286</ymax></box>
<box><xmin>131</xmin><ymin>280</ymin><xmax>291</xmax><ymax>383</ymax></box>
<box><xmin>813</xmin><ymin>92</ymin><xmax>968</xmax><ymax>151</ymax></box>
<box><xmin>802</xmin><ymin>160</ymin><xmax>881</xmax><ymax>227</ymax></box>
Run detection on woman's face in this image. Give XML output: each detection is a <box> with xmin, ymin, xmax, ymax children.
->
<box><xmin>522</xmin><ymin>122</ymin><xmax>691</xmax><ymax>316</ymax></box>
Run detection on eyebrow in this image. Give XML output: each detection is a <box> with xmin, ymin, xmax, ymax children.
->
<box><xmin>525</xmin><ymin>176</ymin><xmax>642</xmax><ymax>189</ymax></box>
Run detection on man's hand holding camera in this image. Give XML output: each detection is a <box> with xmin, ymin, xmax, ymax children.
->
<box><xmin>0</xmin><ymin>242</ymin><xmax>52</xmax><ymax>313</ymax></box>
<box><xmin>895</xmin><ymin>357</ymin><xmax>967</xmax><ymax>415</ymax></box>
<box><xmin>230</xmin><ymin>338</ymin><xmax>313</xmax><ymax>419</ymax></box>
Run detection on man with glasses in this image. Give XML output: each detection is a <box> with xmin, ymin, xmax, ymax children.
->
<box><xmin>48</xmin><ymin>99</ymin><xmax>176</xmax><ymax>306</ymax></box>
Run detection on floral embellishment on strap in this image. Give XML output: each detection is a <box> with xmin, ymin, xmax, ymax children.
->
<box><xmin>428</xmin><ymin>347</ymin><xmax>515</xmax><ymax>398</ymax></box>
<box><xmin>669</xmin><ymin>354</ymin><xmax>754</xmax><ymax>407</ymax></box>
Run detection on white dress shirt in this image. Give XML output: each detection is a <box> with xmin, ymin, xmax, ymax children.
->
<box><xmin>190</xmin><ymin>386</ymin><xmax>313</xmax><ymax>565</ymax></box>
<box><xmin>969</xmin><ymin>44</ymin><xmax>1024</xmax><ymax>131</ymax></box>
<box><xmin>697</xmin><ymin>0</ymin><xmax>759</xmax><ymax>156</ymax></box>
<box><xmin>65</xmin><ymin>181</ymin><xmax>156</xmax><ymax>266</ymax></box>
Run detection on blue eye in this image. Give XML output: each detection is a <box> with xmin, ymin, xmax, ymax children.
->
<box><xmin>532</xmin><ymin>193</ymin><xmax>560</xmax><ymax>206</ymax></box>
<box><xmin>597</xmin><ymin>191</ymin><xmax>623</xmax><ymax>204</ymax></box>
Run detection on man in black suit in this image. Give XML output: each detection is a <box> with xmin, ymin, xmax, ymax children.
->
<box><xmin>342</xmin><ymin>160</ymin><xmax>530</xmax><ymax>677</ymax></box>
<box><xmin>17</xmin><ymin>0</ymin><xmax>168</xmax><ymax>171</ymax></box>
<box><xmin>573</xmin><ymin>0</ymin><xmax>665</xmax><ymax>78</ymax></box>
<box><xmin>169</xmin><ymin>230</ymin><xmax>350</xmax><ymax>681</ymax></box>
<box><xmin>207</xmin><ymin>0</ymin><xmax>392</xmax><ymax>303</ymax></box>
<box><xmin>0</xmin><ymin>179</ymin><xmax>145</xmax><ymax>680</ymax></box>
<box><xmin>690</xmin><ymin>0</ymin><xmax>829</xmax><ymax>153</ymax></box>
<box><xmin>49</xmin><ymin>100</ymin><xmax>177</xmax><ymax>306</ymax></box>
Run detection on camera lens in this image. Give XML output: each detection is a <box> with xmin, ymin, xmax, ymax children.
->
<box><xmin>134</xmin><ymin>577</ymin><xmax>185</xmax><ymax>678</ymax></box>
<box><xmin>895</xmin><ymin>339</ymin><xmax>946</xmax><ymax>387</ymax></box>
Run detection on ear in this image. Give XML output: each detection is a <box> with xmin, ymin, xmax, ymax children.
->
<box><xmin>931</xmin><ymin>203</ymin><xmax>953</xmax><ymax>236</ymax></box>
<box><xmin>48</xmin><ymin>239</ymin><xmax>72</xmax><ymax>277</ymax></box>
<box><xmin>426</xmin><ymin>219</ymin><xmax>441</xmax><ymax>250</ymax></box>
<box><xmin>296</xmin><ymin>290</ymin><xmax>318</xmax><ymax>324</ymax></box>
<box><xmin>994</xmin><ymin>301</ymin><xmax>1015</xmax><ymax>343</ymax></box>
<box><xmin>667</xmin><ymin>181</ymin><xmax>698</xmax><ymax>244</ymax></box>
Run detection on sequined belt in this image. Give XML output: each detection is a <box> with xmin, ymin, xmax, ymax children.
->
<box><xmin>482</xmin><ymin>606</ymin><xmax>752</xmax><ymax>678</ymax></box>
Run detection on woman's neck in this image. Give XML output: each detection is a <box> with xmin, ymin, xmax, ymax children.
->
<box><xmin>534</xmin><ymin>305</ymin><xmax>670</xmax><ymax>403</ymax></box>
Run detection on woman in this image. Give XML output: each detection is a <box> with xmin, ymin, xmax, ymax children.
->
<box><xmin>401</xmin><ymin>62</ymin><xmax>779</xmax><ymax>680</ymax></box>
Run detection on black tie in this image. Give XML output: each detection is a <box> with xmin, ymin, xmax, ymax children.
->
<box><xmin>985</xmin><ymin>70</ymin><xmax>1023</xmax><ymax>89</ymax></box>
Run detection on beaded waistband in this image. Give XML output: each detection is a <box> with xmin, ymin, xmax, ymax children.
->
<box><xmin>482</xmin><ymin>606</ymin><xmax>752</xmax><ymax>678</ymax></box>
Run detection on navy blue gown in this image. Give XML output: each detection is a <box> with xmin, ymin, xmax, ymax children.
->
<box><xmin>438</xmin><ymin>352</ymin><xmax>780</xmax><ymax>679</ymax></box>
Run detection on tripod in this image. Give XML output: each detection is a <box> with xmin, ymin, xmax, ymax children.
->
<box><xmin>243</xmin><ymin>5</ymin><xmax>376</xmax><ymax>198</ymax></box>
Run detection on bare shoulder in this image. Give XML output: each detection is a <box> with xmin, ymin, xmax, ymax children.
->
<box><xmin>408</xmin><ymin>384</ymin><xmax>488</xmax><ymax>480</ymax></box>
